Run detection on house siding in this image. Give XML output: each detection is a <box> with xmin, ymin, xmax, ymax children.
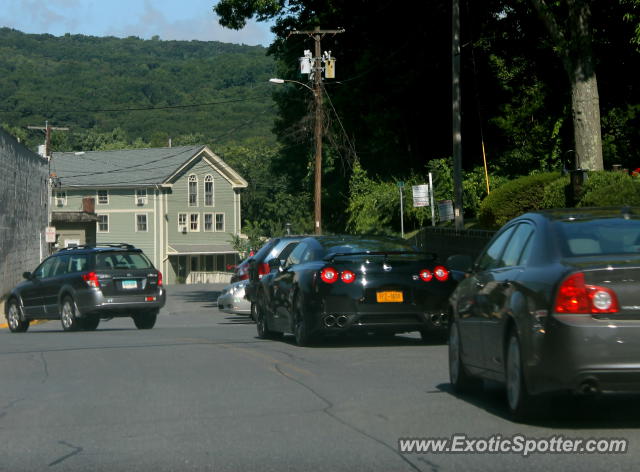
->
<box><xmin>166</xmin><ymin>156</ymin><xmax>238</xmax><ymax>245</ymax></box>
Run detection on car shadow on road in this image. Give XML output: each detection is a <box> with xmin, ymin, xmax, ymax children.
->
<box><xmin>171</xmin><ymin>290</ymin><xmax>221</xmax><ymax>305</ymax></box>
<box><xmin>437</xmin><ymin>381</ymin><xmax>640</xmax><ymax>428</ymax></box>
<box><xmin>270</xmin><ymin>332</ymin><xmax>448</xmax><ymax>348</ymax></box>
<box><xmin>218</xmin><ymin>314</ymin><xmax>254</xmax><ymax>325</ymax></box>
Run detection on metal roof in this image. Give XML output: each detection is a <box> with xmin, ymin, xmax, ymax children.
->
<box><xmin>51</xmin><ymin>145</ymin><xmax>247</xmax><ymax>188</ymax></box>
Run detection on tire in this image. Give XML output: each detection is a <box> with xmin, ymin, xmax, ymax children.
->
<box><xmin>6</xmin><ymin>299</ymin><xmax>29</xmax><ymax>333</ymax></box>
<box><xmin>250</xmin><ymin>302</ymin><xmax>257</xmax><ymax>322</ymax></box>
<box><xmin>293</xmin><ymin>295</ymin><xmax>314</xmax><ymax>347</ymax></box>
<box><xmin>448</xmin><ymin>322</ymin><xmax>479</xmax><ymax>393</ymax></box>
<box><xmin>61</xmin><ymin>296</ymin><xmax>82</xmax><ymax>332</ymax></box>
<box><xmin>133</xmin><ymin>311</ymin><xmax>157</xmax><ymax>330</ymax></box>
<box><xmin>256</xmin><ymin>292</ymin><xmax>282</xmax><ymax>340</ymax></box>
<box><xmin>505</xmin><ymin>328</ymin><xmax>540</xmax><ymax>422</ymax></box>
<box><xmin>81</xmin><ymin>317</ymin><xmax>100</xmax><ymax>331</ymax></box>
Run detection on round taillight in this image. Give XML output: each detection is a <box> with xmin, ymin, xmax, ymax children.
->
<box><xmin>419</xmin><ymin>269</ymin><xmax>433</xmax><ymax>282</ymax></box>
<box><xmin>320</xmin><ymin>267</ymin><xmax>339</xmax><ymax>284</ymax></box>
<box><xmin>434</xmin><ymin>266</ymin><xmax>449</xmax><ymax>282</ymax></box>
<box><xmin>341</xmin><ymin>270</ymin><xmax>356</xmax><ymax>284</ymax></box>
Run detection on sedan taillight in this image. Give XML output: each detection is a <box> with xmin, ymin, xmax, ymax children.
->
<box><xmin>82</xmin><ymin>271</ymin><xmax>100</xmax><ymax>288</ymax></box>
<box><xmin>554</xmin><ymin>272</ymin><xmax>619</xmax><ymax>314</ymax></box>
<box><xmin>158</xmin><ymin>271</ymin><xmax>163</xmax><ymax>286</ymax></box>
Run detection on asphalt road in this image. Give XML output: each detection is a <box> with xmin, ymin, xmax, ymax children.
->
<box><xmin>1</xmin><ymin>284</ymin><xmax>639</xmax><ymax>472</ymax></box>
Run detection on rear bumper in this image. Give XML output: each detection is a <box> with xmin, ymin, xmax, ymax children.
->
<box><xmin>313</xmin><ymin>309</ymin><xmax>448</xmax><ymax>334</ymax></box>
<box><xmin>527</xmin><ymin>314</ymin><xmax>640</xmax><ymax>394</ymax></box>
<box><xmin>76</xmin><ymin>287</ymin><xmax>166</xmax><ymax>317</ymax></box>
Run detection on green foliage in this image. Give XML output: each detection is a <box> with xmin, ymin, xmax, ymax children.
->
<box><xmin>540</xmin><ymin>174</ymin><xmax>570</xmax><ymax>209</ymax></box>
<box><xmin>0</xmin><ymin>28</ymin><xmax>277</xmax><ymax>151</ymax></box>
<box><xmin>578</xmin><ymin>171</ymin><xmax>640</xmax><ymax>207</ymax></box>
<box><xmin>478</xmin><ymin>172</ymin><xmax>561</xmax><ymax>228</ymax></box>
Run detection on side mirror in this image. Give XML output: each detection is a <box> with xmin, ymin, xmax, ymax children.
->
<box><xmin>446</xmin><ymin>254</ymin><xmax>473</xmax><ymax>273</ymax></box>
<box><xmin>23</xmin><ymin>271</ymin><xmax>33</xmax><ymax>280</ymax></box>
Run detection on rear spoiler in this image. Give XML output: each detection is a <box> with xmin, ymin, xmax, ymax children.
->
<box><xmin>323</xmin><ymin>251</ymin><xmax>437</xmax><ymax>263</ymax></box>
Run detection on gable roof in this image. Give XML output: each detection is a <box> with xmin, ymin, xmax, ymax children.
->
<box><xmin>52</xmin><ymin>145</ymin><xmax>248</xmax><ymax>188</ymax></box>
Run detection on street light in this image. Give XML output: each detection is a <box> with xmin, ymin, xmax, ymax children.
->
<box><xmin>270</xmin><ymin>77</ymin><xmax>323</xmax><ymax>235</ymax></box>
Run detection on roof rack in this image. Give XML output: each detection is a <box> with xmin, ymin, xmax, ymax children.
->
<box><xmin>57</xmin><ymin>242</ymin><xmax>137</xmax><ymax>252</ymax></box>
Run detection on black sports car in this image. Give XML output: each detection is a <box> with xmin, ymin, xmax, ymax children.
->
<box><xmin>254</xmin><ymin>235</ymin><xmax>458</xmax><ymax>346</ymax></box>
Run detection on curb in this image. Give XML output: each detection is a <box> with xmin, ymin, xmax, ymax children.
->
<box><xmin>1</xmin><ymin>320</ymin><xmax>49</xmax><ymax>329</ymax></box>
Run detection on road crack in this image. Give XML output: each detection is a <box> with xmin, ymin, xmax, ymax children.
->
<box><xmin>274</xmin><ymin>364</ymin><xmax>426</xmax><ymax>472</ymax></box>
<box><xmin>48</xmin><ymin>441</ymin><xmax>83</xmax><ymax>467</ymax></box>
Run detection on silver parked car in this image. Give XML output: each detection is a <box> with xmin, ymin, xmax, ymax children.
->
<box><xmin>217</xmin><ymin>280</ymin><xmax>251</xmax><ymax>315</ymax></box>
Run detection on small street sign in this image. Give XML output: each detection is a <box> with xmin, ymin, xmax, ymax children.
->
<box><xmin>412</xmin><ymin>184</ymin><xmax>430</xmax><ymax>207</ymax></box>
<box><xmin>45</xmin><ymin>226</ymin><xmax>56</xmax><ymax>243</ymax></box>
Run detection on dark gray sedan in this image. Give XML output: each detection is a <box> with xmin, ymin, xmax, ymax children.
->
<box><xmin>447</xmin><ymin>207</ymin><xmax>640</xmax><ymax>420</ymax></box>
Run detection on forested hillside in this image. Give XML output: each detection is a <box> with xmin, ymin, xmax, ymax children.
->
<box><xmin>0</xmin><ymin>27</ymin><xmax>277</xmax><ymax>150</ymax></box>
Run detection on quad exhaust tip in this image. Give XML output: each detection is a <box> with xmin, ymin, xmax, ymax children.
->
<box><xmin>323</xmin><ymin>314</ymin><xmax>348</xmax><ymax>328</ymax></box>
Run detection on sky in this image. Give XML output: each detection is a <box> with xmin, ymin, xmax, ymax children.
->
<box><xmin>0</xmin><ymin>0</ymin><xmax>275</xmax><ymax>46</ymax></box>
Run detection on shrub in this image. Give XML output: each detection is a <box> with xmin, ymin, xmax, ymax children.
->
<box><xmin>578</xmin><ymin>171</ymin><xmax>640</xmax><ymax>207</ymax></box>
<box><xmin>540</xmin><ymin>174</ymin><xmax>570</xmax><ymax>209</ymax></box>
<box><xmin>478</xmin><ymin>172</ymin><xmax>561</xmax><ymax>228</ymax></box>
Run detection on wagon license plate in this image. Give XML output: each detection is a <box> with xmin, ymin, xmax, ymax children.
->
<box><xmin>122</xmin><ymin>280</ymin><xmax>137</xmax><ymax>290</ymax></box>
<box><xmin>376</xmin><ymin>290</ymin><xmax>403</xmax><ymax>303</ymax></box>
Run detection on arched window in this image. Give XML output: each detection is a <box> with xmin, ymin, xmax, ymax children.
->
<box><xmin>188</xmin><ymin>175</ymin><xmax>197</xmax><ymax>206</ymax></box>
<box><xmin>204</xmin><ymin>175</ymin><xmax>214</xmax><ymax>206</ymax></box>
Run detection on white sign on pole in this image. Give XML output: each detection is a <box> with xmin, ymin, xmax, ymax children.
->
<box><xmin>45</xmin><ymin>226</ymin><xmax>56</xmax><ymax>243</ymax></box>
<box><xmin>412</xmin><ymin>184</ymin><xmax>430</xmax><ymax>207</ymax></box>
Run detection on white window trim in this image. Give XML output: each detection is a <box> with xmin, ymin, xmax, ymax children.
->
<box><xmin>97</xmin><ymin>214</ymin><xmax>109</xmax><ymax>233</ymax></box>
<box><xmin>135</xmin><ymin>188</ymin><xmax>148</xmax><ymax>206</ymax></box>
<box><xmin>97</xmin><ymin>190</ymin><xmax>109</xmax><ymax>205</ymax></box>
<box><xmin>215</xmin><ymin>212</ymin><xmax>225</xmax><ymax>232</ymax></box>
<box><xmin>204</xmin><ymin>175</ymin><xmax>214</xmax><ymax>207</ymax></box>
<box><xmin>203</xmin><ymin>213</ymin><xmax>214</xmax><ymax>232</ymax></box>
<box><xmin>189</xmin><ymin>213</ymin><xmax>200</xmax><ymax>232</ymax></box>
<box><xmin>188</xmin><ymin>174</ymin><xmax>198</xmax><ymax>207</ymax></box>
<box><xmin>178</xmin><ymin>213</ymin><xmax>188</xmax><ymax>233</ymax></box>
<box><xmin>55</xmin><ymin>190</ymin><xmax>67</xmax><ymax>207</ymax></box>
<box><xmin>135</xmin><ymin>213</ymin><xmax>148</xmax><ymax>232</ymax></box>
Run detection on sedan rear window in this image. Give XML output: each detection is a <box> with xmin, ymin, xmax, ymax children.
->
<box><xmin>95</xmin><ymin>252</ymin><xmax>153</xmax><ymax>270</ymax></box>
<box><xmin>556</xmin><ymin>218</ymin><xmax>640</xmax><ymax>256</ymax></box>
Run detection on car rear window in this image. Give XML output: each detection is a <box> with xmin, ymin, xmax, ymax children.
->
<box><xmin>95</xmin><ymin>252</ymin><xmax>153</xmax><ymax>270</ymax></box>
<box><xmin>555</xmin><ymin>218</ymin><xmax>640</xmax><ymax>256</ymax></box>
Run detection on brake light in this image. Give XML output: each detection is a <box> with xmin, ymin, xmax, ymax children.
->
<box><xmin>82</xmin><ymin>272</ymin><xmax>100</xmax><ymax>288</ymax></box>
<box><xmin>434</xmin><ymin>266</ymin><xmax>449</xmax><ymax>282</ymax></box>
<box><xmin>554</xmin><ymin>272</ymin><xmax>619</xmax><ymax>314</ymax></box>
<box><xmin>419</xmin><ymin>269</ymin><xmax>433</xmax><ymax>282</ymax></box>
<box><xmin>157</xmin><ymin>271</ymin><xmax>163</xmax><ymax>286</ymax></box>
<box><xmin>340</xmin><ymin>270</ymin><xmax>356</xmax><ymax>284</ymax></box>
<box><xmin>320</xmin><ymin>267</ymin><xmax>339</xmax><ymax>284</ymax></box>
<box><xmin>258</xmin><ymin>263</ymin><xmax>270</xmax><ymax>279</ymax></box>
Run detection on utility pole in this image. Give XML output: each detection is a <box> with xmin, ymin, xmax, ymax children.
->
<box><xmin>27</xmin><ymin>121</ymin><xmax>69</xmax><ymax>228</ymax></box>
<box><xmin>290</xmin><ymin>26</ymin><xmax>344</xmax><ymax>235</ymax></box>
<box><xmin>452</xmin><ymin>0</ymin><xmax>464</xmax><ymax>230</ymax></box>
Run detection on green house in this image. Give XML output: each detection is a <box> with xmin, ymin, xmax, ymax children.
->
<box><xmin>51</xmin><ymin>145</ymin><xmax>248</xmax><ymax>284</ymax></box>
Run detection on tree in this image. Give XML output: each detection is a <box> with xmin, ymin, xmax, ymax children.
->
<box><xmin>529</xmin><ymin>0</ymin><xmax>604</xmax><ymax>170</ymax></box>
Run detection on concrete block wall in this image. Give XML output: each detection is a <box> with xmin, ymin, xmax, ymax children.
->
<box><xmin>0</xmin><ymin>128</ymin><xmax>49</xmax><ymax>304</ymax></box>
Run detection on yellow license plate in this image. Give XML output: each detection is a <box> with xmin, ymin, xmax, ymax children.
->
<box><xmin>376</xmin><ymin>291</ymin><xmax>403</xmax><ymax>303</ymax></box>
